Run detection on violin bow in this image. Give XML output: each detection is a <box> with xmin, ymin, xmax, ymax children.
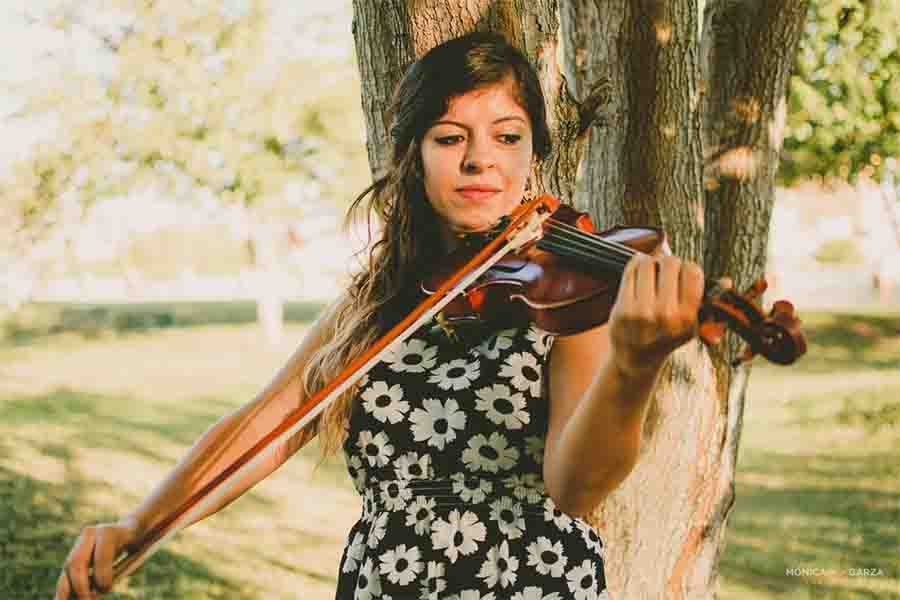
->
<box><xmin>104</xmin><ymin>194</ymin><xmax>560</xmax><ymax>587</ymax></box>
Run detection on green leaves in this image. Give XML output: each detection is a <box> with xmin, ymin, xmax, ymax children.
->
<box><xmin>782</xmin><ymin>0</ymin><xmax>900</xmax><ymax>183</ymax></box>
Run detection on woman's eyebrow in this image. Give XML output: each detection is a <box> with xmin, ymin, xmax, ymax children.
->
<box><xmin>431</xmin><ymin>116</ymin><xmax>527</xmax><ymax>128</ymax></box>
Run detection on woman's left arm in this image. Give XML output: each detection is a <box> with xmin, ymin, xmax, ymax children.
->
<box><xmin>542</xmin><ymin>254</ymin><xmax>704</xmax><ymax>517</ymax></box>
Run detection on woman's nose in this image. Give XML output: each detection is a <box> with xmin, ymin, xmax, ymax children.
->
<box><xmin>462</xmin><ymin>137</ymin><xmax>495</xmax><ymax>173</ymax></box>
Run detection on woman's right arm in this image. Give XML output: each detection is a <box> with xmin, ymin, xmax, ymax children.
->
<box><xmin>127</xmin><ymin>294</ymin><xmax>344</xmax><ymax>532</ymax></box>
<box><xmin>56</xmin><ymin>295</ymin><xmax>345</xmax><ymax>599</ymax></box>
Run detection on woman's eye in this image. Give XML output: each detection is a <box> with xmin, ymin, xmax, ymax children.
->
<box><xmin>435</xmin><ymin>135</ymin><xmax>463</xmax><ymax>145</ymax></box>
<box><xmin>499</xmin><ymin>134</ymin><xmax>522</xmax><ymax>145</ymax></box>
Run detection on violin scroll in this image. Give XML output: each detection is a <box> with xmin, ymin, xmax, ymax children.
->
<box><xmin>697</xmin><ymin>277</ymin><xmax>807</xmax><ymax>366</ymax></box>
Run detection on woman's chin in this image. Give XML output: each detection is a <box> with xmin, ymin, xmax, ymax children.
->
<box><xmin>456</xmin><ymin>213</ymin><xmax>507</xmax><ymax>233</ymax></box>
<box><xmin>452</xmin><ymin>222</ymin><xmax>495</xmax><ymax>236</ymax></box>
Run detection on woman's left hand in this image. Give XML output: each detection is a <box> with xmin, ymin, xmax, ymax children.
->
<box><xmin>607</xmin><ymin>253</ymin><xmax>706</xmax><ymax>379</ymax></box>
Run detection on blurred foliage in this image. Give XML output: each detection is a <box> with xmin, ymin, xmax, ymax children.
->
<box><xmin>8</xmin><ymin>0</ymin><xmax>900</xmax><ymax>277</ymax></box>
<box><xmin>1</xmin><ymin>0</ymin><xmax>365</xmax><ymax>263</ymax></box>
<box><xmin>782</xmin><ymin>0</ymin><xmax>900</xmax><ymax>184</ymax></box>
<box><xmin>813</xmin><ymin>237</ymin><xmax>864</xmax><ymax>264</ymax></box>
<box><xmin>87</xmin><ymin>226</ymin><xmax>249</xmax><ymax>279</ymax></box>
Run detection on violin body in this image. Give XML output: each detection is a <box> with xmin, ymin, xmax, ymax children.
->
<box><xmin>423</xmin><ymin>198</ymin><xmax>806</xmax><ymax>366</ymax></box>
<box><xmin>423</xmin><ymin>204</ymin><xmax>665</xmax><ymax>336</ymax></box>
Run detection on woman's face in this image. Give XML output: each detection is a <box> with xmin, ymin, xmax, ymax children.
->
<box><xmin>420</xmin><ymin>79</ymin><xmax>534</xmax><ymax>250</ymax></box>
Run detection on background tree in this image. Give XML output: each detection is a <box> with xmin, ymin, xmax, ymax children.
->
<box><xmin>782</xmin><ymin>0</ymin><xmax>899</xmax><ymax>184</ymax></box>
<box><xmin>783</xmin><ymin>0</ymin><xmax>900</xmax><ymax>271</ymax></box>
<box><xmin>351</xmin><ymin>1</ymin><xmax>806</xmax><ymax>597</ymax></box>
<box><xmin>1</xmin><ymin>0</ymin><xmax>366</xmax><ymax>339</ymax></box>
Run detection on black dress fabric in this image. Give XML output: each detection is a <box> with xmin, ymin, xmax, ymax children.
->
<box><xmin>335</xmin><ymin>318</ymin><xmax>608</xmax><ymax>600</ymax></box>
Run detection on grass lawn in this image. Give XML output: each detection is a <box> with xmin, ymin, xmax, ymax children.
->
<box><xmin>1</xmin><ymin>307</ymin><xmax>897</xmax><ymax>598</ymax></box>
<box><xmin>719</xmin><ymin>309</ymin><xmax>900</xmax><ymax>599</ymax></box>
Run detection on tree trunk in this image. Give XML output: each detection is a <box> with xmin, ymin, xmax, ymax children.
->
<box><xmin>244</xmin><ymin>214</ymin><xmax>284</xmax><ymax>346</ymax></box>
<box><xmin>351</xmin><ymin>1</ymin><xmax>806</xmax><ymax>597</ymax></box>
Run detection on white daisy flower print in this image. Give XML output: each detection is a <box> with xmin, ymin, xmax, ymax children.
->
<box><xmin>525</xmin><ymin>435</ymin><xmax>545</xmax><ymax>464</ymax></box>
<box><xmin>361</xmin><ymin>492</ymin><xmax>376</xmax><ymax>524</ymax></box>
<box><xmin>526</xmin><ymin>536</ymin><xmax>568</xmax><ymax>577</ymax></box>
<box><xmin>471</xmin><ymin>328</ymin><xmax>516</xmax><ymax>359</ymax></box>
<box><xmin>526</xmin><ymin>325</ymin><xmax>553</xmax><ymax>355</ymax></box>
<box><xmin>409</xmin><ymin>398</ymin><xmax>467</xmax><ymax>450</ymax></box>
<box><xmin>379</xmin><ymin>543</ymin><xmax>423</xmax><ymax>586</ymax></box>
<box><xmin>421</xmin><ymin>560</ymin><xmax>447</xmax><ymax>599</ymax></box>
<box><xmin>356</xmin><ymin>556</ymin><xmax>382</xmax><ymax>600</ymax></box>
<box><xmin>428</xmin><ymin>357</ymin><xmax>480</xmax><ymax>390</ymax></box>
<box><xmin>565</xmin><ymin>559</ymin><xmax>600</xmax><ymax>600</ymax></box>
<box><xmin>477</xmin><ymin>539</ymin><xmax>520</xmax><ymax>589</ymax></box>
<box><xmin>512</xmin><ymin>587</ymin><xmax>563</xmax><ymax>600</ymax></box>
<box><xmin>475</xmin><ymin>384</ymin><xmax>530</xmax><ymax>430</ymax></box>
<box><xmin>543</xmin><ymin>497</ymin><xmax>574</xmax><ymax>533</ymax></box>
<box><xmin>576</xmin><ymin>520</ymin><xmax>605</xmax><ymax>557</ymax></box>
<box><xmin>500</xmin><ymin>351</ymin><xmax>543</xmax><ymax>396</ymax></box>
<box><xmin>451</xmin><ymin>472</ymin><xmax>493</xmax><ymax>503</ymax></box>
<box><xmin>405</xmin><ymin>495</ymin><xmax>436</xmax><ymax>535</ymax></box>
<box><xmin>341</xmin><ymin>531</ymin><xmax>366</xmax><ymax>574</ymax></box>
<box><xmin>346</xmin><ymin>454</ymin><xmax>367</xmax><ymax>492</ymax></box>
<box><xmin>336</xmin><ymin>325</ymin><xmax>611</xmax><ymax>598</ymax></box>
<box><xmin>367</xmin><ymin>511</ymin><xmax>389</xmax><ymax>549</ymax></box>
<box><xmin>504</xmin><ymin>473</ymin><xmax>546</xmax><ymax>503</ymax></box>
<box><xmin>361</xmin><ymin>381</ymin><xmax>409</xmax><ymax>424</ymax></box>
<box><xmin>385</xmin><ymin>338</ymin><xmax>437</xmax><ymax>373</ymax></box>
<box><xmin>430</xmin><ymin>509</ymin><xmax>487</xmax><ymax>563</ymax></box>
<box><xmin>462</xmin><ymin>432</ymin><xmax>519</xmax><ymax>474</ymax></box>
<box><xmin>379</xmin><ymin>478</ymin><xmax>412</xmax><ymax>511</ymax></box>
<box><xmin>394</xmin><ymin>451</ymin><xmax>431</xmax><ymax>480</ymax></box>
<box><xmin>448</xmin><ymin>592</ymin><xmax>497</xmax><ymax>600</ymax></box>
<box><xmin>356</xmin><ymin>430</ymin><xmax>395</xmax><ymax>467</ymax></box>
<box><xmin>489</xmin><ymin>496</ymin><xmax>526</xmax><ymax>539</ymax></box>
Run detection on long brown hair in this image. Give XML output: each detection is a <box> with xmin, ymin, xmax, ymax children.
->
<box><xmin>299</xmin><ymin>31</ymin><xmax>552</xmax><ymax>463</ymax></box>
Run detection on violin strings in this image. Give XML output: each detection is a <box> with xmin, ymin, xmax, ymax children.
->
<box><xmin>539</xmin><ymin>229</ymin><xmax>631</xmax><ymax>270</ymax></box>
<box><xmin>540</xmin><ymin>220</ymin><xmax>636</xmax><ymax>270</ymax></box>
<box><xmin>544</xmin><ymin>217</ymin><xmax>640</xmax><ymax>262</ymax></box>
<box><xmin>542</xmin><ymin>222</ymin><xmax>633</xmax><ymax>264</ymax></box>
<box><xmin>538</xmin><ymin>232</ymin><xmax>629</xmax><ymax>271</ymax></box>
<box><xmin>544</xmin><ymin>231</ymin><xmax>627</xmax><ymax>268</ymax></box>
<box><xmin>543</xmin><ymin>220</ymin><xmax>630</xmax><ymax>257</ymax></box>
<box><xmin>538</xmin><ymin>237</ymin><xmax>627</xmax><ymax>271</ymax></box>
<box><xmin>543</xmin><ymin>220</ymin><xmax>637</xmax><ymax>264</ymax></box>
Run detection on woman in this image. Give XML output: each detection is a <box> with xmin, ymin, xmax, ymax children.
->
<box><xmin>56</xmin><ymin>32</ymin><xmax>704</xmax><ymax>600</ymax></box>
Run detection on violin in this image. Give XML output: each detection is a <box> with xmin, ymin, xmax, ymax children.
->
<box><xmin>423</xmin><ymin>195</ymin><xmax>806</xmax><ymax>367</ymax></box>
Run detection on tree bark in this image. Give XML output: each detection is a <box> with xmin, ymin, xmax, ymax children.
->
<box><xmin>350</xmin><ymin>1</ymin><xmax>807</xmax><ymax>597</ymax></box>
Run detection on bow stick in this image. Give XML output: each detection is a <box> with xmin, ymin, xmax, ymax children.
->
<box><xmin>102</xmin><ymin>193</ymin><xmax>560</xmax><ymax>587</ymax></box>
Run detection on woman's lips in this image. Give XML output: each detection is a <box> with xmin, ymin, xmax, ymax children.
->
<box><xmin>457</xmin><ymin>187</ymin><xmax>500</xmax><ymax>201</ymax></box>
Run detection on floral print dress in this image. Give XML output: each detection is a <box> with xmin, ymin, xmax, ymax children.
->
<box><xmin>335</xmin><ymin>318</ymin><xmax>608</xmax><ymax>600</ymax></box>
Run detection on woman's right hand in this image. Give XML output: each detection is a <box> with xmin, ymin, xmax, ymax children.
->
<box><xmin>55</xmin><ymin>516</ymin><xmax>143</xmax><ymax>599</ymax></box>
